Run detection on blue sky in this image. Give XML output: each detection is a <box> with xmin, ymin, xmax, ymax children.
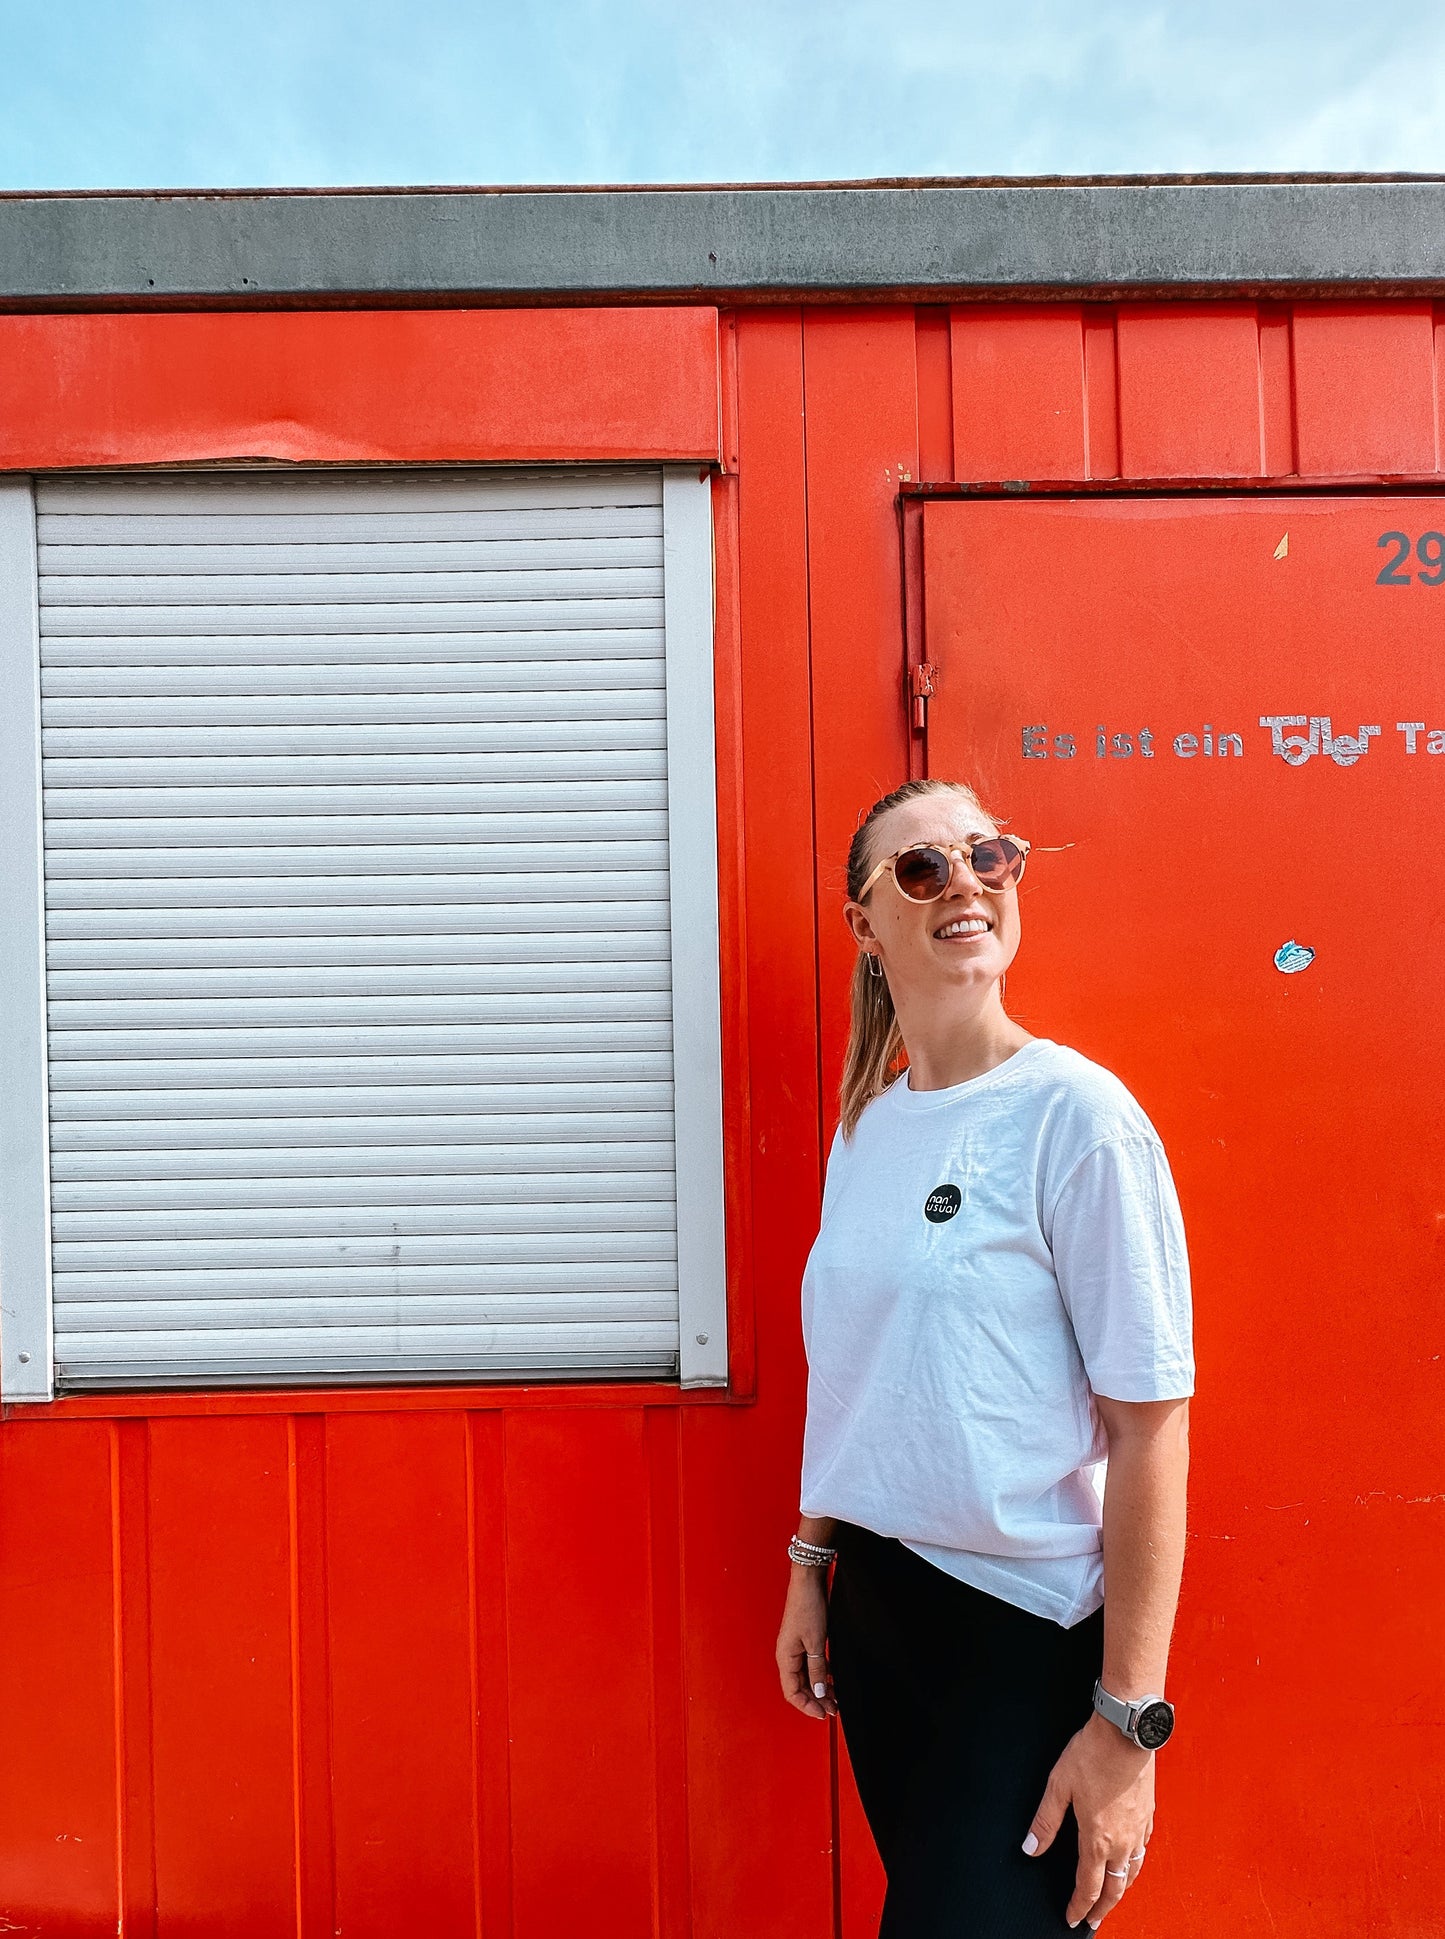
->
<box><xmin>2</xmin><ymin>0</ymin><xmax>1442</xmax><ymax>189</ymax></box>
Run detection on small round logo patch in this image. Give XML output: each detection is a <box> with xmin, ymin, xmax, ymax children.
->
<box><xmin>924</xmin><ymin>1184</ymin><xmax>962</xmax><ymax>1224</ymax></box>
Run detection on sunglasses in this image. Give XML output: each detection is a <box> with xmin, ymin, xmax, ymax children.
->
<box><xmin>856</xmin><ymin>835</ymin><xmax>1031</xmax><ymax>903</ymax></box>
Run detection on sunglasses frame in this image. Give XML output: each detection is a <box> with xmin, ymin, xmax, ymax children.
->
<box><xmin>855</xmin><ymin>835</ymin><xmax>1032</xmax><ymax>904</ymax></box>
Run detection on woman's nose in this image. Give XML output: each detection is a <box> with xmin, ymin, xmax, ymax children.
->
<box><xmin>948</xmin><ymin>849</ymin><xmax>985</xmax><ymax>893</ymax></box>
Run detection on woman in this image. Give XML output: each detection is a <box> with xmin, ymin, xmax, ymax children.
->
<box><xmin>775</xmin><ymin>778</ymin><xmax>1193</xmax><ymax>1937</ymax></box>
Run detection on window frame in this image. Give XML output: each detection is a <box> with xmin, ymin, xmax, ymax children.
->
<box><xmin>0</xmin><ymin>464</ymin><xmax>727</xmax><ymax>1401</ymax></box>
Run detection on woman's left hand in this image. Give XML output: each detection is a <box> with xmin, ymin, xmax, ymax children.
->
<box><xmin>1022</xmin><ymin>1712</ymin><xmax>1154</xmax><ymax>1928</ymax></box>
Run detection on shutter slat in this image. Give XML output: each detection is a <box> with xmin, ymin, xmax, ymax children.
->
<box><xmin>45</xmin><ymin>727</ymin><xmax>665</xmax><ymax>760</ymax></box>
<box><xmin>42</xmin><ymin>658</ymin><xmax>663</xmax><ymax>697</ymax></box>
<box><xmin>46</xmin><ymin>799</ymin><xmax>666</xmax><ymax>848</ymax></box>
<box><xmin>41</xmin><ymin>537</ymin><xmax>660</xmax><ymax>576</ymax></box>
<box><xmin>51</xmin><ymin>1080</ymin><xmax>674</xmax><ymax>1120</ymax></box>
<box><xmin>48</xmin><ymin>986</ymin><xmax>671</xmax><ymax>1021</ymax></box>
<box><xmin>49</xmin><ymin>1023</ymin><xmax>672</xmax><ymax>1059</ymax></box>
<box><xmin>49</xmin><ymin>755</ymin><xmax>665</xmax><ymax>789</ymax></box>
<box><xmin>46</xmin><ymin>935</ymin><xmax>672</xmax><ymax>969</ymax></box>
<box><xmin>48</xmin><ymin>905</ymin><xmax>669</xmax><ymax>940</ymax></box>
<box><xmin>51</xmin><ymin>1110</ymin><xmax>674</xmax><ymax>1154</ymax></box>
<box><xmin>38</xmin><ymin>504</ymin><xmax>662</xmax><ymax>545</ymax></box>
<box><xmin>46</xmin><ymin>774</ymin><xmax>666</xmax><ymax>820</ymax></box>
<box><xmin>39</xmin><ymin>467</ymin><xmax>690</xmax><ymax>1388</ymax></box>
<box><xmin>37</xmin><ymin>470</ymin><xmax>661</xmax><ymax>516</ymax></box>
<box><xmin>45</xmin><ymin>692</ymin><xmax>667</xmax><ymax>727</ymax></box>
<box><xmin>58</xmin><ymin>1293</ymin><xmax>676</xmax><ymax>1331</ymax></box>
<box><xmin>42</xmin><ymin>628</ymin><xmax>664</xmax><ymax>667</ymax></box>
<box><xmin>53</xmin><ymin>1054</ymin><xmax>673</xmax><ymax>1091</ymax></box>
<box><xmin>54</xmin><ymin>1260</ymin><xmax>675</xmax><ymax>1297</ymax></box>
<box><xmin>41</xmin><ymin>598</ymin><xmax>665</xmax><ymax>638</ymax></box>
<box><xmin>51</xmin><ymin>1144</ymin><xmax>676</xmax><ymax>1186</ymax></box>
<box><xmin>56</xmin><ymin>1178</ymin><xmax>674</xmax><ymax>1225</ymax></box>
<box><xmin>54</xmin><ymin>1229</ymin><xmax>677</xmax><ymax>1272</ymax></box>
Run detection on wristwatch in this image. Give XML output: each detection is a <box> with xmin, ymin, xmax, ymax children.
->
<box><xmin>1092</xmin><ymin>1679</ymin><xmax>1175</xmax><ymax>1750</ymax></box>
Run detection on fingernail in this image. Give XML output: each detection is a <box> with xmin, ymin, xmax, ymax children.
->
<box><xmin>1089</xmin><ymin>1923</ymin><xmax>1101</xmax><ymax>1931</ymax></box>
<box><xmin>813</xmin><ymin>1682</ymin><xmax>827</xmax><ymax>1698</ymax></box>
<box><xmin>1021</xmin><ymin>1832</ymin><xmax>1039</xmax><ymax>1855</ymax></box>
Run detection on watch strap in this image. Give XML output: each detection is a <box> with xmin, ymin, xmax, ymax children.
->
<box><xmin>1091</xmin><ymin>1679</ymin><xmax>1136</xmax><ymax>1736</ymax></box>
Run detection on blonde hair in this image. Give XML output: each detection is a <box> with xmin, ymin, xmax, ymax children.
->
<box><xmin>838</xmin><ymin>777</ymin><xmax>999</xmax><ymax>1140</ymax></box>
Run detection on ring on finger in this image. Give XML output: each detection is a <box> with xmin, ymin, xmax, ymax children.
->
<box><xmin>1104</xmin><ymin>1867</ymin><xmax>1130</xmax><ymax>1880</ymax></box>
<box><xmin>1130</xmin><ymin>1848</ymin><xmax>1147</xmax><ymax>1863</ymax></box>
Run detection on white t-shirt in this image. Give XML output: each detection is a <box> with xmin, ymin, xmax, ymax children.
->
<box><xmin>799</xmin><ymin>1037</ymin><xmax>1194</xmax><ymax>1628</ymax></box>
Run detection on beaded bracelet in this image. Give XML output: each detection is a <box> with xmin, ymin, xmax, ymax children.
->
<box><xmin>788</xmin><ymin>1535</ymin><xmax>838</xmax><ymax>1567</ymax></box>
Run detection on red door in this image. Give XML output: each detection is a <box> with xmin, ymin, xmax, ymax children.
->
<box><xmin>921</xmin><ymin>496</ymin><xmax>1444</xmax><ymax>1937</ymax></box>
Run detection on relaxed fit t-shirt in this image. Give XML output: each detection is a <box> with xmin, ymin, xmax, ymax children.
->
<box><xmin>799</xmin><ymin>1038</ymin><xmax>1194</xmax><ymax>1627</ymax></box>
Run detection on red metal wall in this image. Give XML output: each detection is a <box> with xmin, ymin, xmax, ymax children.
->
<box><xmin>1</xmin><ymin>299</ymin><xmax>1441</xmax><ymax>1937</ymax></box>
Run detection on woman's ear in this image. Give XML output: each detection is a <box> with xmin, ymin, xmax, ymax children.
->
<box><xmin>842</xmin><ymin>900</ymin><xmax>876</xmax><ymax>949</ymax></box>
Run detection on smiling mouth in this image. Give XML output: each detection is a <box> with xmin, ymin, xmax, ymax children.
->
<box><xmin>933</xmin><ymin>916</ymin><xmax>992</xmax><ymax>940</ymax></box>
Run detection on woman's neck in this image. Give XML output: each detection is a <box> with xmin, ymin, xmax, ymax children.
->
<box><xmin>896</xmin><ymin>991</ymin><xmax>1036</xmax><ymax>1093</ymax></box>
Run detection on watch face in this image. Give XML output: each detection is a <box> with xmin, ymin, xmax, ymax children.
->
<box><xmin>1135</xmin><ymin>1701</ymin><xmax>1174</xmax><ymax>1750</ymax></box>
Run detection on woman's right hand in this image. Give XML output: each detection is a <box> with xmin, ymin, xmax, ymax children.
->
<box><xmin>775</xmin><ymin>1566</ymin><xmax>839</xmax><ymax>1720</ymax></box>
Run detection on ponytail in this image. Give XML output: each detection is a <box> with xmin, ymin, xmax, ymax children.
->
<box><xmin>838</xmin><ymin>950</ymin><xmax>906</xmax><ymax>1141</ymax></box>
<box><xmin>838</xmin><ymin>776</ymin><xmax>996</xmax><ymax>1140</ymax></box>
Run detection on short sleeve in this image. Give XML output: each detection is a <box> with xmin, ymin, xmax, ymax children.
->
<box><xmin>1047</xmin><ymin>1135</ymin><xmax>1195</xmax><ymax>1402</ymax></box>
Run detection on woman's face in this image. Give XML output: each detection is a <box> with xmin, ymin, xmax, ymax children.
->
<box><xmin>845</xmin><ymin>792</ymin><xmax>1023</xmax><ymax>999</ymax></box>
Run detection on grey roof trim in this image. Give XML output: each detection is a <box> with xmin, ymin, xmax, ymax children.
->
<box><xmin>4</xmin><ymin>179</ymin><xmax>1445</xmax><ymax>306</ymax></box>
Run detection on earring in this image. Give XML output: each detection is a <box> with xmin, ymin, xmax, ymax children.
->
<box><xmin>866</xmin><ymin>953</ymin><xmax>883</xmax><ymax>980</ymax></box>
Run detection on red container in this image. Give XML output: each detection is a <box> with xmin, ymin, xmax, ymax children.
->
<box><xmin>0</xmin><ymin>185</ymin><xmax>1441</xmax><ymax>1937</ymax></box>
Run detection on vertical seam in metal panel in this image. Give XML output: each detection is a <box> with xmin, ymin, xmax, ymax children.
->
<box><xmin>800</xmin><ymin>315</ymin><xmax>827</xmax><ymax>1209</ymax></box>
<box><xmin>470</xmin><ymin>1411</ymin><xmax>514</xmax><ymax>1938</ymax></box>
<box><xmin>1286</xmin><ymin>307</ymin><xmax>1301</xmax><ymax>477</ymax></box>
<box><xmin>109</xmin><ymin>1418</ymin><xmax>126</xmax><ymax>1931</ymax></box>
<box><xmin>643</xmin><ymin>1407</ymin><xmax>691</xmax><ymax>1936</ymax></box>
<box><xmin>465</xmin><ymin>1412</ymin><xmax>485</xmax><ymax>1939</ymax></box>
<box><xmin>288</xmin><ymin>1417</ymin><xmax>304</xmax><ymax>1939</ymax></box>
<box><xmin>287</xmin><ymin>1414</ymin><xmax>335</xmax><ymax>1938</ymax></box>
<box><xmin>115</xmin><ymin>1416</ymin><xmax>157</xmax><ymax>1937</ymax></box>
<box><xmin>1110</xmin><ymin>311</ymin><xmax>1125</xmax><ymax>483</ymax></box>
<box><xmin>1255</xmin><ymin>306</ymin><xmax>1268</xmax><ymax>479</ymax></box>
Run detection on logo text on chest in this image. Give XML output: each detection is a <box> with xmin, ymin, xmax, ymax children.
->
<box><xmin>923</xmin><ymin>1184</ymin><xmax>962</xmax><ymax>1224</ymax></box>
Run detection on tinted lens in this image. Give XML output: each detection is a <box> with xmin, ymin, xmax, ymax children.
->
<box><xmin>893</xmin><ymin>845</ymin><xmax>953</xmax><ymax>900</ymax></box>
<box><xmin>970</xmin><ymin>838</ymin><xmax>1025</xmax><ymax>887</ymax></box>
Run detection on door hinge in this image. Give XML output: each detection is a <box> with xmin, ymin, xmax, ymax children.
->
<box><xmin>910</xmin><ymin>662</ymin><xmax>938</xmax><ymax>732</ymax></box>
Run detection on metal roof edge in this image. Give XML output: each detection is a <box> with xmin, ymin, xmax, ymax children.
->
<box><xmin>3</xmin><ymin>179</ymin><xmax>1445</xmax><ymax>304</ymax></box>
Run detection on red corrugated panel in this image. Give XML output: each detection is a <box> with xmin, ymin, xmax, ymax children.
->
<box><xmin>504</xmin><ymin>1409</ymin><xmax>657</xmax><ymax>1939</ymax></box>
<box><xmin>0</xmin><ymin>1422</ymin><xmax>118</xmax><ymax>1936</ymax></box>
<box><xmin>1292</xmin><ymin>304</ymin><xmax>1438</xmax><ymax>475</ymax></box>
<box><xmin>146</xmin><ymin>1418</ymin><xmax>296</xmax><ymax>1933</ymax></box>
<box><xmin>325</xmin><ymin>1412</ymin><xmax>477</xmax><ymax>1936</ymax></box>
<box><xmin>951</xmin><ymin>307</ymin><xmax>1087</xmax><ymax>481</ymax></box>
<box><xmin>1117</xmin><ymin>305</ymin><xmax>1264</xmax><ymax>477</ymax></box>
<box><xmin>0</xmin><ymin>308</ymin><xmax>721</xmax><ymax>467</ymax></box>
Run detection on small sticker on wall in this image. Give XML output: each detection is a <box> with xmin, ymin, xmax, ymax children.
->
<box><xmin>1273</xmin><ymin>940</ymin><xmax>1315</xmax><ymax>974</ymax></box>
<box><xmin>1273</xmin><ymin>533</ymin><xmax>1289</xmax><ymax>560</ymax></box>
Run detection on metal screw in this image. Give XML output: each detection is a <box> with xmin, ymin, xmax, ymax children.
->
<box><xmin>695</xmin><ymin>1333</ymin><xmax>709</xmax><ymax>1346</ymax></box>
<box><xmin>17</xmin><ymin>1352</ymin><xmax>30</xmax><ymax>1364</ymax></box>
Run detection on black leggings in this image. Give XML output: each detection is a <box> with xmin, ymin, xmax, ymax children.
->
<box><xmin>826</xmin><ymin>1520</ymin><xmax>1105</xmax><ymax>1938</ymax></box>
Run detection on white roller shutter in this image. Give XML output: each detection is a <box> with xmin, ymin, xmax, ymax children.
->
<box><xmin>9</xmin><ymin>465</ymin><xmax>725</xmax><ymax>1392</ymax></box>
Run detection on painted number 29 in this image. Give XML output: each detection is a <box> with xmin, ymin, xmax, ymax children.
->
<box><xmin>1376</xmin><ymin>531</ymin><xmax>1445</xmax><ymax>585</ymax></box>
